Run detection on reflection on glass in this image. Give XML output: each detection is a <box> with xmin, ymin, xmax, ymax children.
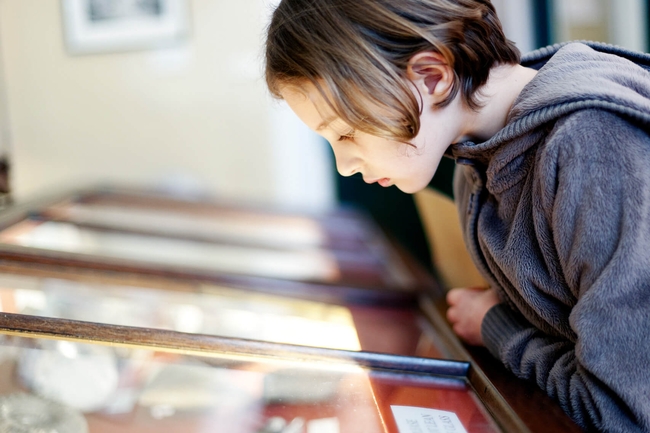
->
<box><xmin>0</xmin><ymin>334</ymin><xmax>498</xmax><ymax>433</ymax></box>
<box><xmin>0</xmin><ymin>220</ymin><xmax>340</xmax><ymax>282</ymax></box>
<box><xmin>0</xmin><ymin>393</ymin><xmax>89</xmax><ymax>433</ymax></box>
<box><xmin>0</xmin><ymin>273</ymin><xmax>361</xmax><ymax>350</ymax></box>
<box><xmin>45</xmin><ymin>202</ymin><xmax>328</xmax><ymax>250</ymax></box>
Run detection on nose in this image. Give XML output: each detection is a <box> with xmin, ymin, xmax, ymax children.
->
<box><xmin>335</xmin><ymin>161</ymin><xmax>357</xmax><ymax>177</ymax></box>
<box><xmin>331</xmin><ymin>144</ymin><xmax>360</xmax><ymax>177</ymax></box>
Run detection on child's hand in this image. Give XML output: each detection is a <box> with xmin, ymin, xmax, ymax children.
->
<box><xmin>446</xmin><ymin>287</ymin><xmax>500</xmax><ymax>346</ymax></box>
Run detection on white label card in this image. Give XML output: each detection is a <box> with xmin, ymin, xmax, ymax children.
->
<box><xmin>391</xmin><ymin>406</ymin><xmax>468</xmax><ymax>433</ymax></box>
<box><xmin>307</xmin><ymin>417</ymin><xmax>340</xmax><ymax>433</ymax></box>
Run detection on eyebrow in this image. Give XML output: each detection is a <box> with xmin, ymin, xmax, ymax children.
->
<box><xmin>316</xmin><ymin>116</ymin><xmax>337</xmax><ymax>131</ymax></box>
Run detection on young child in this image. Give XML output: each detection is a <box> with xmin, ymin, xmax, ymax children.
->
<box><xmin>265</xmin><ymin>0</ymin><xmax>650</xmax><ymax>431</ymax></box>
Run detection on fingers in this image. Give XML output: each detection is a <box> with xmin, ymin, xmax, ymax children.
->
<box><xmin>446</xmin><ymin>286</ymin><xmax>485</xmax><ymax>305</ymax></box>
<box><xmin>446</xmin><ymin>287</ymin><xmax>463</xmax><ymax>305</ymax></box>
<box><xmin>446</xmin><ymin>304</ymin><xmax>459</xmax><ymax>323</ymax></box>
<box><xmin>446</xmin><ymin>287</ymin><xmax>475</xmax><ymax>323</ymax></box>
<box><xmin>445</xmin><ymin>287</ymin><xmax>497</xmax><ymax>347</ymax></box>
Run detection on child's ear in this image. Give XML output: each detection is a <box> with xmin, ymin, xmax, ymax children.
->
<box><xmin>406</xmin><ymin>51</ymin><xmax>454</xmax><ymax>101</ymax></box>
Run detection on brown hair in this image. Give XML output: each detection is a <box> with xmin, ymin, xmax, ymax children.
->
<box><xmin>265</xmin><ymin>0</ymin><xmax>520</xmax><ymax>141</ymax></box>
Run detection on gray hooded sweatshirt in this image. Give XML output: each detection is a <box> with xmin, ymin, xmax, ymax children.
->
<box><xmin>449</xmin><ymin>42</ymin><xmax>650</xmax><ymax>432</ymax></box>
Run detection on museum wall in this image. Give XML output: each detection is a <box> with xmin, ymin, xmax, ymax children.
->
<box><xmin>0</xmin><ymin>0</ymin><xmax>314</xmax><ymax>206</ymax></box>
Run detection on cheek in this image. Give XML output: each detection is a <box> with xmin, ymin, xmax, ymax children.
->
<box><xmin>395</xmin><ymin>151</ymin><xmax>441</xmax><ymax>192</ymax></box>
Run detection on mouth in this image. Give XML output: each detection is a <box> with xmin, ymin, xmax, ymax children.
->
<box><xmin>365</xmin><ymin>177</ymin><xmax>392</xmax><ymax>187</ymax></box>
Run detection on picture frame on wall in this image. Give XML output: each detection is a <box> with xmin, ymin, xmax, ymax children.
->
<box><xmin>61</xmin><ymin>0</ymin><xmax>190</xmax><ymax>54</ymax></box>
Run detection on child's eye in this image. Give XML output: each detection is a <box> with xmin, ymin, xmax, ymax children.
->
<box><xmin>337</xmin><ymin>130</ymin><xmax>355</xmax><ymax>142</ymax></box>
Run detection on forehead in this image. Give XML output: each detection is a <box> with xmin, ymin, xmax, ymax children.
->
<box><xmin>280</xmin><ymin>82</ymin><xmax>339</xmax><ymax>132</ymax></box>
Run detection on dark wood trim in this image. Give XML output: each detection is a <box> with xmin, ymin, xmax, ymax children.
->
<box><xmin>418</xmin><ymin>296</ymin><xmax>583</xmax><ymax>433</ymax></box>
<box><xmin>0</xmin><ymin>312</ymin><xmax>468</xmax><ymax>378</ymax></box>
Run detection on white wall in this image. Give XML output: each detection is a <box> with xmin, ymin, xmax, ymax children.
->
<box><xmin>609</xmin><ymin>0</ymin><xmax>647</xmax><ymax>51</ymax></box>
<box><xmin>0</xmin><ymin>0</ymin><xmax>335</xmax><ymax>210</ymax></box>
<box><xmin>492</xmin><ymin>0</ymin><xmax>535</xmax><ymax>54</ymax></box>
<box><xmin>262</xmin><ymin>0</ymin><xmax>336</xmax><ymax>211</ymax></box>
<box><xmin>552</xmin><ymin>0</ymin><xmax>648</xmax><ymax>51</ymax></box>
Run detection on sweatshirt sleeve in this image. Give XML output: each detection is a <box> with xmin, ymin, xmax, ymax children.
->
<box><xmin>480</xmin><ymin>109</ymin><xmax>650</xmax><ymax>433</ymax></box>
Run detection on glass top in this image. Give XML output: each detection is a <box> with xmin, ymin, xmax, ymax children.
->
<box><xmin>0</xmin><ymin>272</ymin><xmax>361</xmax><ymax>351</ymax></box>
<box><xmin>0</xmin><ymin>268</ymin><xmax>454</xmax><ymax>361</ymax></box>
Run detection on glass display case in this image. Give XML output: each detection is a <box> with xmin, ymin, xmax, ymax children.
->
<box><xmin>0</xmin><ymin>188</ymin><xmax>430</xmax><ymax>305</ymax></box>
<box><xmin>0</xmin><ymin>187</ymin><xmax>583</xmax><ymax>432</ymax></box>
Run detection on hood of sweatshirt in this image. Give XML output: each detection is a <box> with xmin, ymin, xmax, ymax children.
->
<box><xmin>449</xmin><ymin>42</ymin><xmax>650</xmax><ymax>171</ymax></box>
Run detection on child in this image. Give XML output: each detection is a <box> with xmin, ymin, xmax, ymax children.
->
<box><xmin>264</xmin><ymin>0</ymin><xmax>650</xmax><ymax>431</ymax></box>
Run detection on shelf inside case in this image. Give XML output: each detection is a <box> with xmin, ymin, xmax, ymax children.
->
<box><xmin>0</xmin><ymin>315</ymin><xmax>500</xmax><ymax>433</ymax></box>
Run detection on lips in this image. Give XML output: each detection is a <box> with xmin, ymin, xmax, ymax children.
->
<box><xmin>365</xmin><ymin>177</ymin><xmax>391</xmax><ymax>187</ymax></box>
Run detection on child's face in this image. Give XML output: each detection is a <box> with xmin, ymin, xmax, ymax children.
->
<box><xmin>281</xmin><ymin>82</ymin><xmax>458</xmax><ymax>194</ymax></box>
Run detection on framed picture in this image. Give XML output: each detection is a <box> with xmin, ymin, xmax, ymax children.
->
<box><xmin>61</xmin><ymin>0</ymin><xmax>190</xmax><ymax>54</ymax></box>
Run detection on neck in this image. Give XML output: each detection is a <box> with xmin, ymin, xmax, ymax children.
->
<box><xmin>459</xmin><ymin>64</ymin><xmax>538</xmax><ymax>143</ymax></box>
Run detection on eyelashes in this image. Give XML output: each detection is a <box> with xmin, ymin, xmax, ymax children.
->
<box><xmin>337</xmin><ymin>129</ymin><xmax>356</xmax><ymax>142</ymax></box>
<box><xmin>329</xmin><ymin>119</ymin><xmax>355</xmax><ymax>142</ymax></box>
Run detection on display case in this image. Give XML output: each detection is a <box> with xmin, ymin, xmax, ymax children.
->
<box><xmin>0</xmin><ymin>187</ymin><xmax>582</xmax><ymax>433</ymax></box>
<box><xmin>0</xmin><ymin>318</ymin><xmax>489</xmax><ymax>433</ymax></box>
<box><xmin>0</xmin><ymin>188</ymin><xmax>430</xmax><ymax>305</ymax></box>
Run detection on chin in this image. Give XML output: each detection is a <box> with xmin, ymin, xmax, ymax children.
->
<box><xmin>396</xmin><ymin>184</ymin><xmax>421</xmax><ymax>194</ymax></box>
<box><xmin>399</xmin><ymin>169</ymin><xmax>442</xmax><ymax>194</ymax></box>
